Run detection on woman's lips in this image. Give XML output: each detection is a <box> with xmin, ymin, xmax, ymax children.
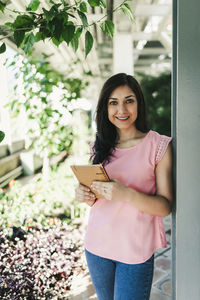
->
<box><xmin>116</xmin><ymin>116</ymin><xmax>130</xmax><ymax>121</ymax></box>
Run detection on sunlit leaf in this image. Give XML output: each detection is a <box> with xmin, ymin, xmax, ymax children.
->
<box><xmin>87</xmin><ymin>0</ymin><xmax>100</xmax><ymax>7</ymax></box>
<box><xmin>75</xmin><ymin>26</ymin><xmax>83</xmax><ymax>38</ymax></box>
<box><xmin>121</xmin><ymin>3</ymin><xmax>134</xmax><ymax>22</ymax></box>
<box><xmin>35</xmin><ymin>31</ymin><xmax>43</xmax><ymax>42</ymax></box>
<box><xmin>27</xmin><ymin>0</ymin><xmax>40</xmax><ymax>12</ymax></box>
<box><xmin>52</xmin><ymin>37</ymin><xmax>61</xmax><ymax>46</ymax></box>
<box><xmin>99</xmin><ymin>0</ymin><xmax>106</xmax><ymax>8</ymax></box>
<box><xmin>100</xmin><ymin>19</ymin><xmax>114</xmax><ymax>37</ymax></box>
<box><xmin>77</xmin><ymin>10</ymin><xmax>88</xmax><ymax>27</ymax></box>
<box><xmin>71</xmin><ymin>35</ymin><xmax>78</xmax><ymax>52</ymax></box>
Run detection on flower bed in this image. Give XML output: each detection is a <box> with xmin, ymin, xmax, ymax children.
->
<box><xmin>0</xmin><ymin>221</ymin><xmax>87</xmax><ymax>299</ymax></box>
<box><xmin>0</xmin><ymin>157</ymin><xmax>90</xmax><ymax>299</ymax></box>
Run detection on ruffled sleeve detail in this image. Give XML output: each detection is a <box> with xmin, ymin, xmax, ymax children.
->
<box><xmin>155</xmin><ymin>135</ymin><xmax>172</xmax><ymax>165</ymax></box>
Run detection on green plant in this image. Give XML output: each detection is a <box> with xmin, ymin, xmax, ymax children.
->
<box><xmin>5</xmin><ymin>53</ymin><xmax>90</xmax><ymax>171</ymax></box>
<box><xmin>0</xmin><ymin>159</ymin><xmax>87</xmax><ymax>231</ymax></box>
<box><xmin>0</xmin><ymin>0</ymin><xmax>134</xmax><ymax>57</ymax></box>
<box><xmin>139</xmin><ymin>72</ymin><xmax>171</xmax><ymax>136</ymax></box>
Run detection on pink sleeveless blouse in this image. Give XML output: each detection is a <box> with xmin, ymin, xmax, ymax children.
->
<box><xmin>84</xmin><ymin>130</ymin><xmax>172</xmax><ymax>264</ymax></box>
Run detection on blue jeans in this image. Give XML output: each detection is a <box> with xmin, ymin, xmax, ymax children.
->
<box><xmin>85</xmin><ymin>248</ymin><xmax>154</xmax><ymax>300</ymax></box>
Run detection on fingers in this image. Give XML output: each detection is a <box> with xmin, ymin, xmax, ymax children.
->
<box><xmin>75</xmin><ymin>184</ymin><xmax>96</xmax><ymax>205</ymax></box>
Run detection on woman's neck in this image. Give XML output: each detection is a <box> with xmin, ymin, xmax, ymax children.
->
<box><xmin>117</xmin><ymin>127</ymin><xmax>139</xmax><ymax>143</ymax></box>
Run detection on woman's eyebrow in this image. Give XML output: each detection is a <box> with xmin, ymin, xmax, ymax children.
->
<box><xmin>108</xmin><ymin>94</ymin><xmax>136</xmax><ymax>100</ymax></box>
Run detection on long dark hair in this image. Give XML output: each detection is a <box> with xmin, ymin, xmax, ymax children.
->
<box><xmin>91</xmin><ymin>73</ymin><xmax>148</xmax><ymax>165</ymax></box>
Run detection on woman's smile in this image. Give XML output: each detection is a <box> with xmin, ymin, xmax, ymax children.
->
<box><xmin>116</xmin><ymin>116</ymin><xmax>130</xmax><ymax>121</ymax></box>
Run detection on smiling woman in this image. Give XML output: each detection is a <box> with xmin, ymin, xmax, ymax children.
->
<box><xmin>107</xmin><ymin>85</ymin><xmax>138</xmax><ymax>139</ymax></box>
<box><xmin>75</xmin><ymin>73</ymin><xmax>173</xmax><ymax>300</ymax></box>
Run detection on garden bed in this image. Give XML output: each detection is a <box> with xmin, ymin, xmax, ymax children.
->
<box><xmin>0</xmin><ymin>222</ymin><xmax>87</xmax><ymax>299</ymax></box>
<box><xmin>0</xmin><ymin>157</ymin><xmax>90</xmax><ymax>299</ymax></box>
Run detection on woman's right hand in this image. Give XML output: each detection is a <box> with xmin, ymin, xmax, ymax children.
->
<box><xmin>75</xmin><ymin>184</ymin><xmax>96</xmax><ymax>207</ymax></box>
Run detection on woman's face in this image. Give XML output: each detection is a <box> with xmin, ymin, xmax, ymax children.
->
<box><xmin>107</xmin><ymin>85</ymin><xmax>138</xmax><ymax>132</ymax></box>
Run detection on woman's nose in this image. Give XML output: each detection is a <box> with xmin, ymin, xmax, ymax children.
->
<box><xmin>117</xmin><ymin>103</ymin><xmax>127</xmax><ymax>113</ymax></box>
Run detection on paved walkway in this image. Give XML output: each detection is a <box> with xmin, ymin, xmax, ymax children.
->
<box><xmin>68</xmin><ymin>215</ymin><xmax>172</xmax><ymax>300</ymax></box>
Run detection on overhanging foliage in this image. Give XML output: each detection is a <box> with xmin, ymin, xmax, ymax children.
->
<box><xmin>0</xmin><ymin>0</ymin><xmax>134</xmax><ymax>57</ymax></box>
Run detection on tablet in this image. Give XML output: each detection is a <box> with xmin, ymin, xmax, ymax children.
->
<box><xmin>70</xmin><ymin>164</ymin><xmax>110</xmax><ymax>198</ymax></box>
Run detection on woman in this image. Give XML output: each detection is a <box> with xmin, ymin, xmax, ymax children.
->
<box><xmin>75</xmin><ymin>73</ymin><xmax>173</xmax><ymax>300</ymax></box>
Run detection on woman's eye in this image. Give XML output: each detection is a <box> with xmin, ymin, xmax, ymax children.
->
<box><xmin>109</xmin><ymin>101</ymin><xmax>117</xmax><ymax>105</ymax></box>
<box><xmin>126</xmin><ymin>99</ymin><xmax>134</xmax><ymax>103</ymax></box>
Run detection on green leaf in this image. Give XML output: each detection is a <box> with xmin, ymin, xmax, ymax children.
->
<box><xmin>80</xmin><ymin>1</ymin><xmax>87</xmax><ymax>13</ymax></box>
<box><xmin>0</xmin><ymin>1</ymin><xmax>6</xmax><ymax>13</ymax></box>
<box><xmin>85</xmin><ymin>31</ymin><xmax>93</xmax><ymax>57</ymax></box>
<box><xmin>52</xmin><ymin>17</ymin><xmax>64</xmax><ymax>41</ymax></box>
<box><xmin>13</xmin><ymin>15</ymin><xmax>34</xmax><ymax>30</ymax></box>
<box><xmin>41</xmin><ymin>97</ymin><xmax>47</xmax><ymax>104</ymax></box>
<box><xmin>99</xmin><ymin>0</ymin><xmax>106</xmax><ymax>8</ymax></box>
<box><xmin>71</xmin><ymin>35</ymin><xmax>78</xmax><ymax>53</ymax></box>
<box><xmin>10</xmin><ymin>99</ymin><xmax>18</xmax><ymax>110</ymax></box>
<box><xmin>100</xmin><ymin>19</ymin><xmax>114</xmax><ymax>37</ymax></box>
<box><xmin>44</xmin><ymin>108</ymin><xmax>53</xmax><ymax>117</ymax></box>
<box><xmin>14</xmin><ymin>30</ymin><xmax>25</xmax><ymax>47</ymax></box>
<box><xmin>39</xmin><ymin>20</ymin><xmax>51</xmax><ymax>38</ymax></box>
<box><xmin>77</xmin><ymin>10</ymin><xmax>88</xmax><ymax>27</ymax></box>
<box><xmin>27</xmin><ymin>0</ymin><xmax>40</xmax><ymax>12</ymax></box>
<box><xmin>35</xmin><ymin>31</ymin><xmax>43</xmax><ymax>42</ymax></box>
<box><xmin>62</xmin><ymin>25</ymin><xmax>75</xmax><ymax>44</ymax></box>
<box><xmin>52</xmin><ymin>37</ymin><xmax>62</xmax><ymax>46</ymax></box>
<box><xmin>0</xmin><ymin>42</ymin><xmax>6</xmax><ymax>54</ymax></box>
<box><xmin>4</xmin><ymin>22</ymin><xmax>13</xmax><ymax>27</ymax></box>
<box><xmin>68</xmin><ymin>27</ymin><xmax>83</xmax><ymax>52</ymax></box>
<box><xmin>87</xmin><ymin>0</ymin><xmax>100</xmax><ymax>7</ymax></box>
<box><xmin>23</xmin><ymin>32</ymin><xmax>35</xmax><ymax>54</ymax></box>
<box><xmin>121</xmin><ymin>3</ymin><xmax>134</xmax><ymax>22</ymax></box>
<box><xmin>52</xmin><ymin>37</ymin><xmax>63</xmax><ymax>47</ymax></box>
<box><xmin>42</xmin><ymin>8</ymin><xmax>55</xmax><ymax>22</ymax></box>
<box><xmin>51</xmin><ymin>3</ymin><xmax>62</xmax><ymax>12</ymax></box>
<box><xmin>76</xmin><ymin>27</ymin><xmax>83</xmax><ymax>38</ymax></box>
<box><xmin>0</xmin><ymin>131</ymin><xmax>5</xmax><ymax>143</ymax></box>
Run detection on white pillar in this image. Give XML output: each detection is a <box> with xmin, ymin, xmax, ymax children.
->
<box><xmin>172</xmin><ymin>0</ymin><xmax>200</xmax><ymax>299</ymax></box>
<box><xmin>113</xmin><ymin>32</ymin><xmax>134</xmax><ymax>75</ymax></box>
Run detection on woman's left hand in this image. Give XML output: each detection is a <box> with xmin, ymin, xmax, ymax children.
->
<box><xmin>91</xmin><ymin>179</ymin><xmax>128</xmax><ymax>202</ymax></box>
